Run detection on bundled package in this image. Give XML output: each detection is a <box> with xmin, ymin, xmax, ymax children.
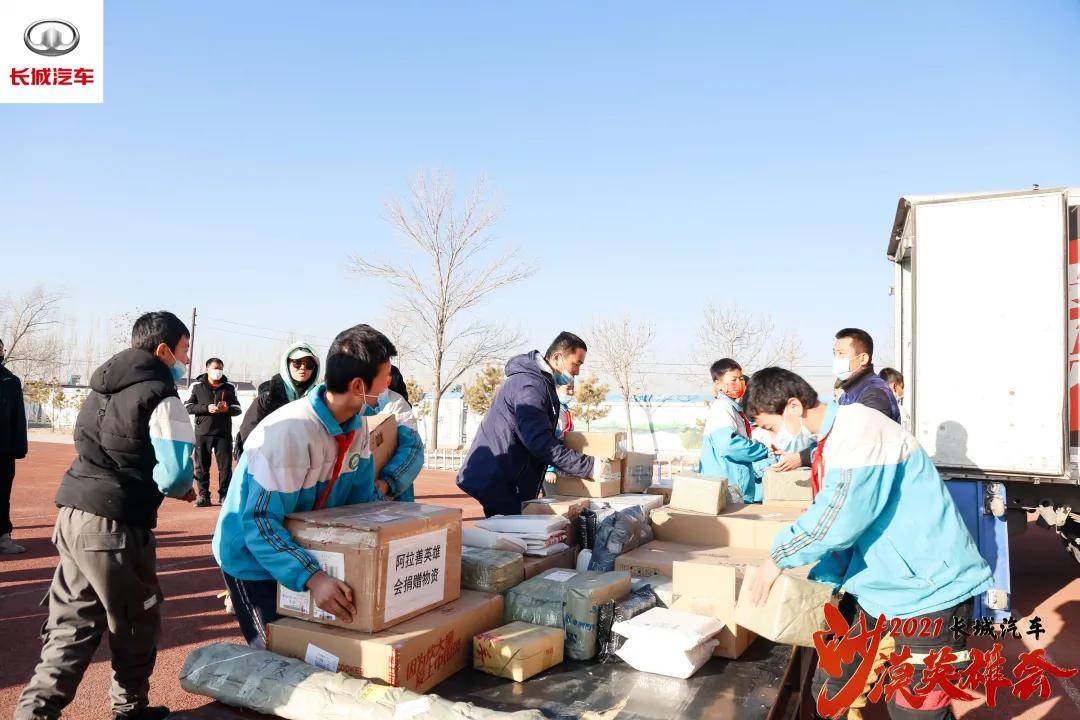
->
<box><xmin>612</xmin><ymin>608</ymin><xmax>722</xmax><ymax>679</ymax></box>
<box><xmin>734</xmin><ymin>566</ymin><xmax>834</xmax><ymax>647</ymax></box>
<box><xmin>522</xmin><ymin>496</ymin><xmax>589</xmax><ymax>546</ymax></box>
<box><xmin>474</xmin><ymin>622</ymin><xmax>564</xmax><ymax>682</ymax></box>
<box><xmin>596</xmin><ymin>585</ymin><xmax>660</xmax><ymax>663</ymax></box>
<box><xmin>475</xmin><ymin>515</ymin><xmax>570</xmax><ymax>556</ymax></box>
<box><xmin>587</xmin><ymin>506</ymin><xmax>653</xmax><ymax>573</ymax></box>
<box><xmin>563</xmin><ymin>570</ymin><xmax>632</xmax><ymax>660</ymax></box>
<box><xmin>180</xmin><ymin>642</ymin><xmax>544</xmax><ymax>720</ymax></box>
<box><xmin>522</xmin><ymin>545</ymin><xmax>578</xmax><ymax>579</ymax></box>
<box><xmin>461</xmin><ymin>547</ymin><xmax>525</xmax><ymax>594</ymax></box>
<box><xmin>590</xmin><ymin>494</ymin><xmax>664</xmax><ymax>521</ymax></box>
<box><xmin>504</xmin><ymin>568</ymin><xmax>580</xmax><ymax>629</ymax></box>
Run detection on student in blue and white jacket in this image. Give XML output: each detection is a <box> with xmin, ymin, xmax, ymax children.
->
<box><xmin>744</xmin><ymin>368</ymin><xmax>993</xmax><ymax>720</ymax></box>
<box><xmin>699</xmin><ymin>359</ymin><xmax>777</xmax><ymax>502</ymax></box>
<box><xmin>212</xmin><ymin>324</ymin><xmax>393</xmax><ymax>648</ymax></box>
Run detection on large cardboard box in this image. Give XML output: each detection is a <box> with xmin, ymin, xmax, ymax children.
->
<box><xmin>650</xmin><ymin>503</ymin><xmax>804</xmax><ymax>550</ymax></box>
<box><xmin>474</xmin><ymin>621</ymin><xmax>564</xmax><ymax>682</ymax></box>
<box><xmin>522</xmin><ymin>496</ymin><xmax>589</xmax><ymax>546</ymax></box>
<box><xmin>562</xmin><ymin>431</ymin><xmax>627</xmax><ymax>460</ymax></box>
<box><xmin>734</xmin><ymin>567</ymin><xmax>834</xmax><ymax>647</ymax></box>
<box><xmin>523</xmin><ymin>544</ymin><xmax>577</xmax><ymax>579</ymax></box>
<box><xmin>363</xmin><ymin>413</ymin><xmax>398</xmax><ymax>478</ymax></box>
<box><xmin>545</xmin><ymin>475</ymin><xmax>621</xmax><ymax>498</ymax></box>
<box><xmin>763</xmin><ymin>468</ymin><xmax>814</xmax><ymax>504</ymax></box>
<box><xmin>622</xmin><ymin>452</ymin><xmax>656</xmax><ymax>493</ymax></box>
<box><xmin>615</xmin><ymin>541</ymin><xmax>770</xmax><ymax>583</ymax></box>
<box><xmin>670</xmin><ymin>594</ymin><xmax>755</xmax><ymax>660</ymax></box>
<box><xmin>668</xmin><ymin>473</ymin><xmax>728</xmax><ymax>515</ymax></box>
<box><xmin>277</xmin><ymin>502</ymin><xmax>462</xmax><ymax>632</ymax></box>
<box><xmin>267</xmin><ymin>590</ymin><xmax>503</xmax><ymax>694</ymax></box>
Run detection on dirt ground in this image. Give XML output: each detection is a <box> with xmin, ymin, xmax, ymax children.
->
<box><xmin>1</xmin><ymin>442</ymin><xmax>1077</xmax><ymax>719</ymax></box>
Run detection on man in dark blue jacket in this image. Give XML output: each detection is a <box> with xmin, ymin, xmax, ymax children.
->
<box><xmin>457</xmin><ymin>332</ymin><xmax>618</xmax><ymax>517</ymax></box>
<box><xmin>0</xmin><ymin>337</ymin><xmax>28</xmax><ymax>555</ymax></box>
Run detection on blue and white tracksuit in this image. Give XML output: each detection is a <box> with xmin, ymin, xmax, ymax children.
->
<box><xmin>770</xmin><ymin>402</ymin><xmax>993</xmax><ymax>620</ymax></box>
<box><xmin>369</xmin><ymin>389</ymin><xmax>425</xmax><ymax>502</ymax></box>
<box><xmin>212</xmin><ymin>385</ymin><xmax>380</xmax><ymax>592</ymax></box>
<box><xmin>699</xmin><ymin>395</ymin><xmax>776</xmax><ymax>503</ymax></box>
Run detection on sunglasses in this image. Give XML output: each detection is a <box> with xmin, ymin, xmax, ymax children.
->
<box><xmin>289</xmin><ymin>358</ymin><xmax>316</xmax><ymax>370</ymax></box>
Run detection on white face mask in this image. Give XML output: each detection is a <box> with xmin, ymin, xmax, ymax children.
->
<box><xmin>208</xmin><ymin>369</ymin><xmax>224</xmax><ymax>381</ymax></box>
<box><xmin>833</xmin><ymin>355</ymin><xmax>854</xmax><ymax>381</ymax></box>
<box><xmin>774</xmin><ymin>421</ymin><xmax>814</xmax><ymax>453</ymax></box>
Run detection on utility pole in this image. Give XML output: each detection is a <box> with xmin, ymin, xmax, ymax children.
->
<box><xmin>188</xmin><ymin>307</ymin><xmax>197</xmax><ymax>385</ymax></box>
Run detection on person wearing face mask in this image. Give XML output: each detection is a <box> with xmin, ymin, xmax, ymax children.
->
<box><xmin>361</xmin><ymin>337</ymin><xmax>424</xmax><ymax>503</ymax></box>
<box><xmin>212</xmin><ymin>324</ymin><xmax>393</xmax><ymax>649</ymax></box>
<box><xmin>458</xmin><ymin>332</ymin><xmax>618</xmax><ymax>518</ymax></box>
<box><xmin>0</xmin><ymin>337</ymin><xmax>28</xmax><ymax>555</ymax></box>
<box><xmin>185</xmin><ymin>358</ymin><xmax>242</xmax><ymax>506</ymax></box>
<box><xmin>235</xmin><ymin>342</ymin><xmax>322</xmax><ymax>460</ymax></box>
<box><xmin>17</xmin><ymin>312</ymin><xmax>196</xmax><ymax>720</ymax></box>
<box><xmin>879</xmin><ymin>367</ymin><xmax>912</xmax><ymax>433</ymax></box>
<box><xmin>699</xmin><ymin>359</ymin><xmax>777</xmax><ymax>503</ymax></box>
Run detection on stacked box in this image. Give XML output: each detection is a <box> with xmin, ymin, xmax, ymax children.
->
<box><xmin>562</xmin><ymin>431</ymin><xmax>628</xmax><ymax>460</ymax></box>
<box><xmin>668</xmin><ymin>473</ymin><xmax>728</xmax><ymax>515</ymax></box>
<box><xmin>670</xmin><ymin>562</ymin><xmax>755</xmax><ymax>659</ymax></box>
<box><xmin>544</xmin><ymin>475</ymin><xmax>621</xmax><ymax>498</ymax></box>
<box><xmin>267</xmin><ymin>590</ymin><xmax>503</xmax><ymax>693</ymax></box>
<box><xmin>622</xmin><ymin>452</ymin><xmax>656</xmax><ymax>493</ymax></box>
<box><xmin>522</xmin><ymin>544</ymin><xmax>578</xmax><ymax>579</ymax></box>
<box><xmin>276</xmin><ymin>502</ymin><xmax>462</xmax><ymax>632</ymax></box>
<box><xmin>522</xmin><ymin>496</ymin><xmax>589</xmax><ymax>546</ymax></box>
<box><xmin>615</xmin><ymin>541</ymin><xmax>771</xmax><ymax>579</ymax></box>
<box><xmin>650</xmin><ymin>503</ymin><xmax>804</xmax><ymax>550</ymax></box>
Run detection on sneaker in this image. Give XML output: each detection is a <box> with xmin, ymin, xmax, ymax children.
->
<box><xmin>114</xmin><ymin>706</ymin><xmax>169</xmax><ymax>720</ymax></box>
<box><xmin>194</xmin><ymin>496</ymin><xmax>212</xmax><ymax>508</ymax></box>
<box><xmin>0</xmin><ymin>534</ymin><xmax>26</xmax><ymax>554</ymax></box>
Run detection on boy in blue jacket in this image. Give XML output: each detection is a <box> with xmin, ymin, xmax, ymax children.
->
<box><xmin>699</xmin><ymin>359</ymin><xmax>779</xmax><ymax>502</ymax></box>
<box><xmin>744</xmin><ymin>368</ymin><xmax>993</xmax><ymax>720</ymax></box>
<box><xmin>213</xmin><ymin>324</ymin><xmax>392</xmax><ymax>648</ymax></box>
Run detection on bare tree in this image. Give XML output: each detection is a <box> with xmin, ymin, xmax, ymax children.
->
<box><xmin>0</xmin><ymin>285</ymin><xmax>65</xmax><ymax>380</ymax></box>
<box><xmin>694</xmin><ymin>303</ymin><xmax>802</xmax><ymax>376</ymax></box>
<box><xmin>347</xmin><ymin>171</ymin><xmax>534</xmax><ymax>449</ymax></box>
<box><xmin>589</xmin><ymin>315</ymin><xmax>656</xmax><ymax>451</ymax></box>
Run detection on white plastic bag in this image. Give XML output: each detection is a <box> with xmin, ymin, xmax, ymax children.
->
<box><xmin>616</xmin><ymin>636</ymin><xmax>719</xmax><ymax>679</ymax></box>
<box><xmin>476</xmin><ymin>515</ymin><xmax>570</xmax><ymax>534</ymax></box>
<box><xmin>462</xmin><ymin>527</ymin><xmax>527</xmax><ymax>553</ymax></box>
<box><xmin>612</xmin><ymin>607</ymin><xmax>723</xmax><ymax>651</ymax></box>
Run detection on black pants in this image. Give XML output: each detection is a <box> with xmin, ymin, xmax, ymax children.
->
<box><xmin>221</xmin><ymin>571</ymin><xmax>279</xmax><ymax>649</ymax></box>
<box><xmin>194</xmin><ymin>435</ymin><xmax>233</xmax><ymax>499</ymax></box>
<box><xmin>813</xmin><ymin>597</ymin><xmax>974</xmax><ymax>720</ymax></box>
<box><xmin>0</xmin><ymin>453</ymin><xmax>14</xmax><ymax>535</ymax></box>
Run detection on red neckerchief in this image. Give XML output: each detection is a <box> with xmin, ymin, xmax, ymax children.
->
<box><xmin>314</xmin><ymin>430</ymin><xmax>356</xmax><ymax>510</ymax></box>
<box><xmin>810</xmin><ymin>431</ymin><xmax>830</xmax><ymax>497</ymax></box>
<box><xmin>736</xmin><ymin>408</ymin><xmax>752</xmax><ymax>438</ymax></box>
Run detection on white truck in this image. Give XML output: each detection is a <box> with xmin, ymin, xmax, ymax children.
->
<box><xmin>887</xmin><ymin>187</ymin><xmax>1080</xmax><ymax>618</ymax></box>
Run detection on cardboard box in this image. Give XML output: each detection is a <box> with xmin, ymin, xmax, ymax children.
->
<box><xmin>562</xmin><ymin>431</ymin><xmax>627</xmax><ymax>460</ymax></box>
<box><xmin>474</xmin><ymin>621</ymin><xmax>564</xmax><ymax>682</ymax></box>
<box><xmin>277</xmin><ymin>501</ymin><xmax>462</xmax><ymax>632</ymax></box>
<box><xmin>646</xmin><ymin>480</ymin><xmax>673</xmax><ymax>504</ymax></box>
<box><xmin>523</xmin><ymin>544</ymin><xmax>577</xmax><ymax>579</ymax></box>
<box><xmin>522</xmin><ymin>496</ymin><xmax>589</xmax><ymax>546</ymax></box>
<box><xmin>669</xmin><ymin>473</ymin><xmax>728</xmax><ymax>515</ymax></box>
<box><xmin>650</xmin><ymin>503</ymin><xmax>804</xmax><ymax>550</ymax></box>
<box><xmin>267</xmin><ymin>590</ymin><xmax>503</xmax><ymax>694</ymax></box>
<box><xmin>622</xmin><ymin>452</ymin><xmax>656</xmax><ymax>493</ymax></box>
<box><xmin>364</xmin><ymin>413</ymin><xmax>398</xmax><ymax>478</ymax></box>
<box><xmin>734</xmin><ymin>567</ymin><xmax>834</xmax><ymax>647</ymax></box>
<box><xmin>590</xmin><ymin>494</ymin><xmax>665</xmax><ymax>515</ymax></box>
<box><xmin>616</xmin><ymin>541</ymin><xmax>770</xmax><ymax>585</ymax></box>
<box><xmin>670</xmin><ymin>594</ymin><xmax>755</xmax><ymax>659</ymax></box>
<box><xmin>545</xmin><ymin>475</ymin><xmax>621</xmax><ymax>498</ymax></box>
<box><xmin>763</xmin><ymin>468</ymin><xmax>814</xmax><ymax>504</ymax></box>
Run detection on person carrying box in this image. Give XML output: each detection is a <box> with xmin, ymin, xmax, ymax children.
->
<box><xmin>212</xmin><ymin>324</ymin><xmax>393</xmax><ymax>648</ymax></box>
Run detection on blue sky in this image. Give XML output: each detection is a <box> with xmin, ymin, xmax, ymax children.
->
<box><xmin>2</xmin><ymin>1</ymin><xmax>1078</xmax><ymax>390</ymax></box>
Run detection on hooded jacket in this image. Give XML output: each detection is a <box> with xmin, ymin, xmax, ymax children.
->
<box><xmin>185</xmin><ymin>372</ymin><xmax>242</xmax><ymax>437</ymax></box>
<box><xmin>55</xmin><ymin>348</ymin><xmax>195</xmax><ymax>528</ymax></box>
<box><xmin>770</xmin><ymin>402</ymin><xmax>993</xmax><ymax>619</ymax></box>
<box><xmin>235</xmin><ymin>342</ymin><xmax>321</xmax><ymax>458</ymax></box>
<box><xmin>457</xmin><ymin>351</ymin><xmax>595</xmax><ymax>516</ymax></box>
<box><xmin>0</xmin><ymin>363</ymin><xmax>27</xmax><ymax>458</ymax></box>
